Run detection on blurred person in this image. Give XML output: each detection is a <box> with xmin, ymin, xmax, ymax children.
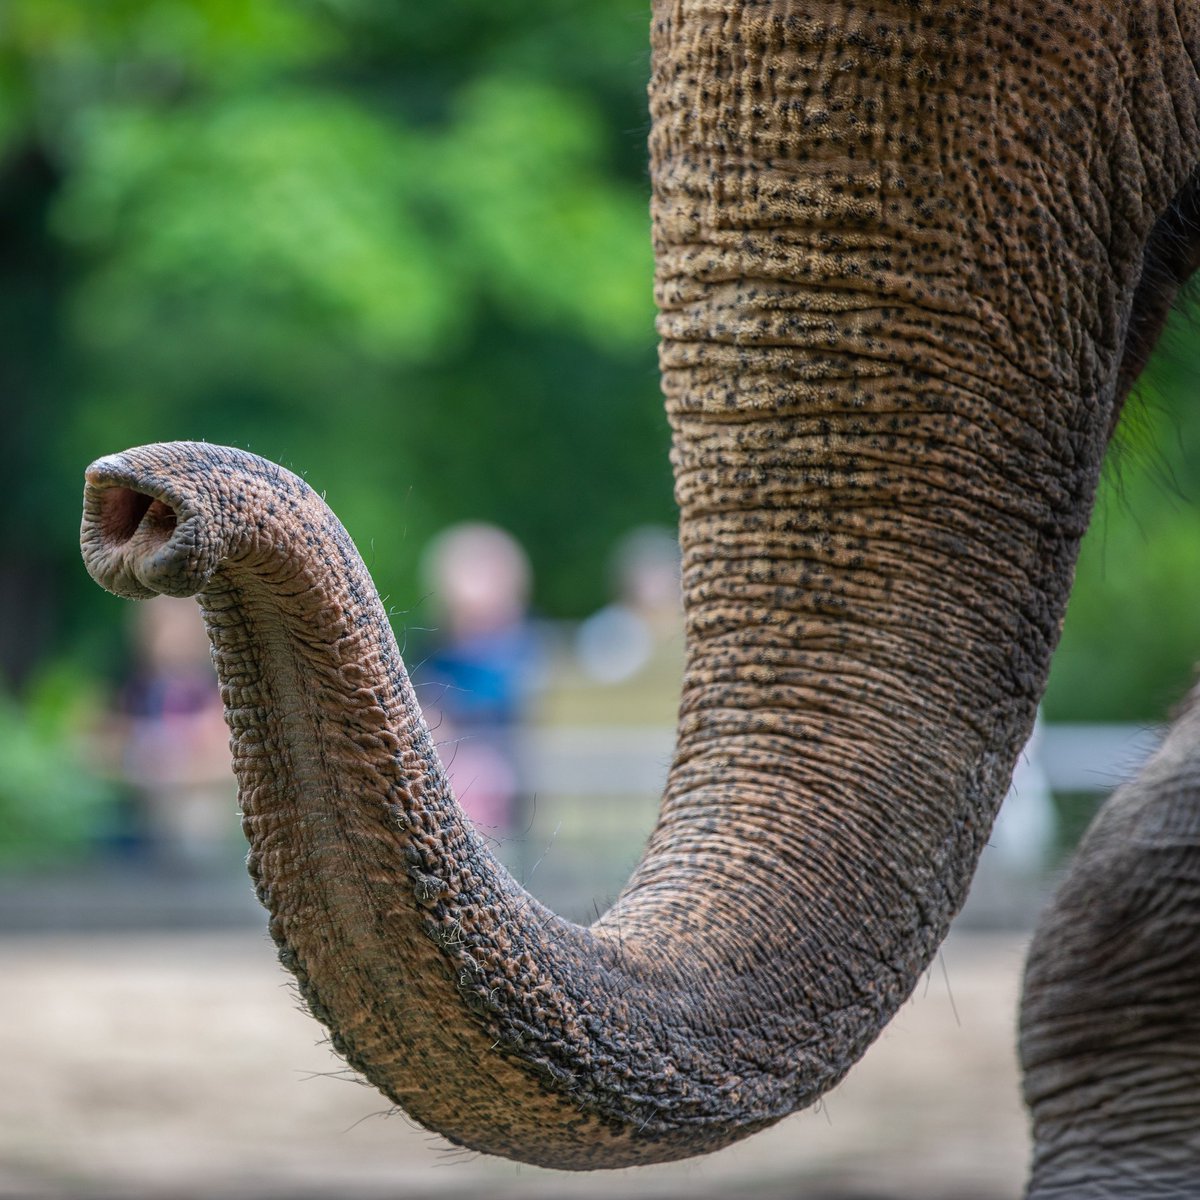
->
<box><xmin>576</xmin><ymin>525</ymin><xmax>681</xmax><ymax>685</ymax></box>
<box><xmin>109</xmin><ymin>596</ymin><xmax>234</xmax><ymax>865</ymax></box>
<box><xmin>415</xmin><ymin>523</ymin><xmax>542</xmax><ymax>836</ymax></box>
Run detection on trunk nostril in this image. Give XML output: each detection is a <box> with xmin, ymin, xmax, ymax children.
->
<box><xmin>97</xmin><ymin>487</ymin><xmax>177</xmax><ymax>546</ymax></box>
<box><xmin>143</xmin><ymin>497</ymin><xmax>178</xmax><ymax>538</ymax></box>
<box><xmin>81</xmin><ymin>451</ymin><xmax>209</xmax><ymax>601</ymax></box>
<box><xmin>98</xmin><ymin>488</ymin><xmax>153</xmax><ymax>544</ymax></box>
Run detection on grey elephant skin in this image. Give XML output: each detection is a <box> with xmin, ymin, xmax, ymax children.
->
<box><xmin>78</xmin><ymin>1</ymin><xmax>1200</xmax><ymax>1194</ymax></box>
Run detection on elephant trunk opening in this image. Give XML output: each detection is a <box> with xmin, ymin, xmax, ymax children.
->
<box><xmin>82</xmin><ymin>458</ymin><xmax>205</xmax><ymax>599</ymax></box>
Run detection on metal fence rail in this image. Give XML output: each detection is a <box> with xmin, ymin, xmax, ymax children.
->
<box><xmin>518</xmin><ymin>723</ymin><xmax>1164</xmax><ymax>799</ymax></box>
<box><xmin>0</xmin><ymin>724</ymin><xmax>1167</xmax><ymax>933</ymax></box>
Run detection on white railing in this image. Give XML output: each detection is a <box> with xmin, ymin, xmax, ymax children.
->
<box><xmin>518</xmin><ymin>723</ymin><xmax>1163</xmax><ymax>798</ymax></box>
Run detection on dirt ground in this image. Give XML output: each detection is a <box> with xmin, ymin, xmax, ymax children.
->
<box><xmin>0</xmin><ymin>929</ymin><xmax>1030</xmax><ymax>1200</ymax></box>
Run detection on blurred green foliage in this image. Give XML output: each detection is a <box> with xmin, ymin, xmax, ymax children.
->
<box><xmin>0</xmin><ymin>671</ymin><xmax>115</xmax><ymax>865</ymax></box>
<box><xmin>2</xmin><ymin>0</ymin><xmax>1200</xmax><ymax>746</ymax></box>
<box><xmin>1045</xmin><ymin>324</ymin><xmax>1200</xmax><ymax>721</ymax></box>
<box><xmin>1</xmin><ymin>0</ymin><xmax>666</xmax><ymax>674</ymax></box>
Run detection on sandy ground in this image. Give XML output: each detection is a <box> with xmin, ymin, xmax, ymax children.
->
<box><xmin>0</xmin><ymin>928</ymin><xmax>1031</xmax><ymax>1200</ymax></box>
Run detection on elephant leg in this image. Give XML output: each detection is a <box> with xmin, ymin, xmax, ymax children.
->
<box><xmin>1020</xmin><ymin>690</ymin><xmax>1200</xmax><ymax>1198</ymax></box>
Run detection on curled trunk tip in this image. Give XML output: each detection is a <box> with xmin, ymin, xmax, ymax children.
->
<box><xmin>81</xmin><ymin>442</ymin><xmax>248</xmax><ymax>600</ymax></box>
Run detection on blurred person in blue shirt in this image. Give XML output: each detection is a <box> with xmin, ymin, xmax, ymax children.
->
<box><xmin>416</xmin><ymin>523</ymin><xmax>542</xmax><ymax>837</ymax></box>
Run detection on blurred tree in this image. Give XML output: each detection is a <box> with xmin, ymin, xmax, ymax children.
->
<box><xmin>1044</xmin><ymin>318</ymin><xmax>1200</xmax><ymax>721</ymax></box>
<box><xmin>0</xmin><ymin>142</ymin><xmax>69</xmax><ymax>688</ymax></box>
<box><xmin>0</xmin><ymin>667</ymin><xmax>115</xmax><ymax>864</ymax></box>
<box><xmin>0</xmin><ymin>0</ymin><xmax>667</xmax><ymax>686</ymax></box>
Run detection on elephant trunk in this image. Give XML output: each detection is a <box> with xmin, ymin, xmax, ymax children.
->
<box><xmin>80</xmin><ymin>380</ymin><xmax>1086</xmax><ymax>1167</ymax></box>
<box><xmin>77</xmin><ymin>2</ymin><xmax>1135</xmax><ymax>1173</ymax></box>
<box><xmin>84</xmin><ymin>444</ymin><xmax>670</xmax><ymax>1166</ymax></box>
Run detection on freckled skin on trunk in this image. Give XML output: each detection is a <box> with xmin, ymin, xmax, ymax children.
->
<box><xmin>79</xmin><ymin>0</ymin><xmax>1200</xmax><ymax>1177</ymax></box>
